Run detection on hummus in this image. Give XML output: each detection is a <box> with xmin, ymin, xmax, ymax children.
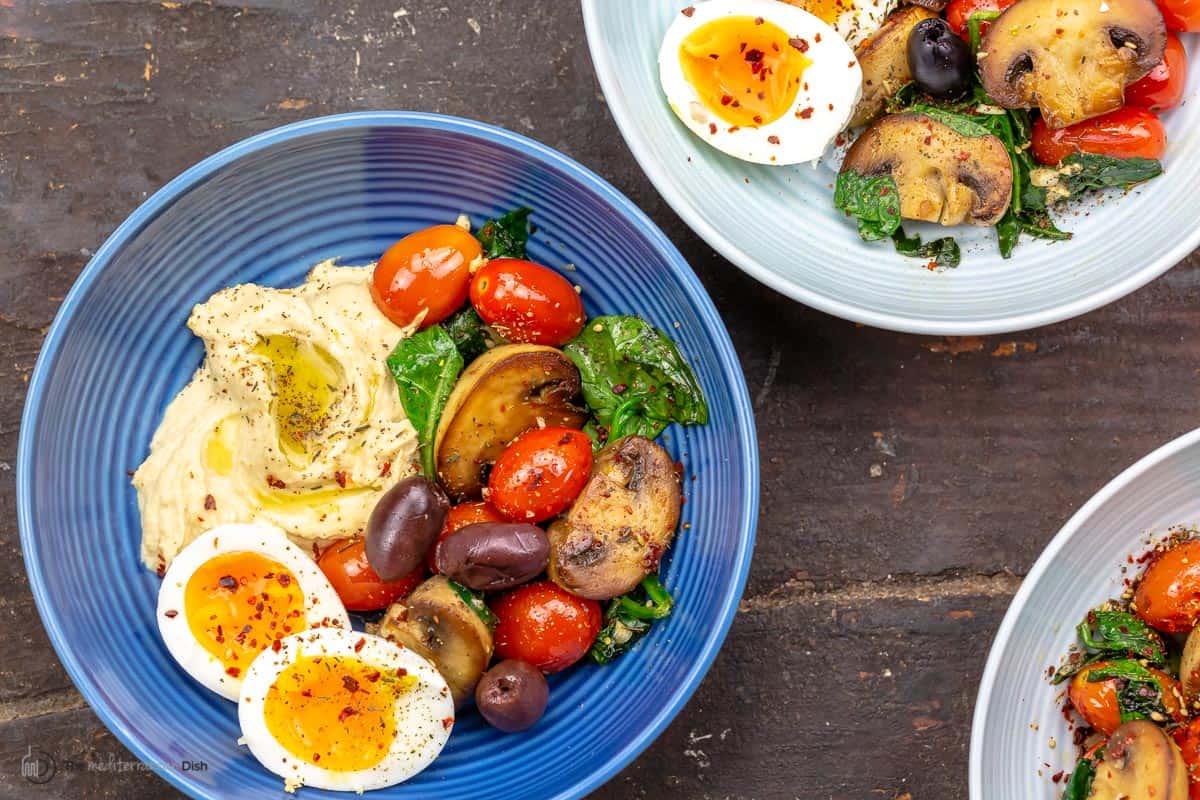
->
<box><xmin>134</xmin><ymin>260</ymin><xmax>420</xmax><ymax>571</ymax></box>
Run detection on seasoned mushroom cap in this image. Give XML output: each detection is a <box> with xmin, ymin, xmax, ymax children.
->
<box><xmin>840</xmin><ymin>112</ymin><xmax>1013</xmax><ymax>226</ymax></box>
<box><xmin>850</xmin><ymin>6</ymin><xmax>939</xmax><ymax>128</ymax></box>
<box><xmin>979</xmin><ymin>0</ymin><xmax>1166</xmax><ymax>128</ymax></box>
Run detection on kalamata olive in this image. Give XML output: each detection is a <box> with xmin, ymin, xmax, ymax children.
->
<box><xmin>365</xmin><ymin>476</ymin><xmax>449</xmax><ymax>581</ymax></box>
<box><xmin>434</xmin><ymin>522</ymin><xmax>549</xmax><ymax>591</ymax></box>
<box><xmin>907</xmin><ymin>18</ymin><xmax>974</xmax><ymax>101</ymax></box>
<box><xmin>475</xmin><ymin>659</ymin><xmax>549</xmax><ymax>733</ymax></box>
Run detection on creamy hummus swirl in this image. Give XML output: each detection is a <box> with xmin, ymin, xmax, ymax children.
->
<box><xmin>134</xmin><ymin>260</ymin><xmax>419</xmax><ymax>571</ymax></box>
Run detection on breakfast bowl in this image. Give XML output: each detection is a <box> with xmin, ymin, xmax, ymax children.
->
<box><xmin>970</xmin><ymin>428</ymin><xmax>1200</xmax><ymax>798</ymax></box>
<box><xmin>16</xmin><ymin>112</ymin><xmax>759</xmax><ymax>800</ymax></box>
<box><xmin>583</xmin><ymin>0</ymin><xmax>1200</xmax><ymax>335</ymax></box>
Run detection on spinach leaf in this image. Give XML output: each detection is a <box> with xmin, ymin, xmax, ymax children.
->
<box><xmin>996</xmin><ymin>210</ymin><xmax>1022</xmax><ymax>259</ymax></box>
<box><xmin>892</xmin><ymin>228</ymin><xmax>961</xmax><ymax>268</ymax></box>
<box><xmin>448</xmin><ymin>579</ymin><xmax>498</xmax><ymax>629</ymax></box>
<box><xmin>443</xmin><ymin>306</ymin><xmax>496</xmax><ymax>363</ymax></box>
<box><xmin>904</xmin><ymin>104</ymin><xmax>993</xmax><ymax>137</ymax></box>
<box><xmin>834</xmin><ymin>171</ymin><xmax>903</xmax><ymax>241</ymax></box>
<box><xmin>1059</xmin><ymin>154</ymin><xmax>1163</xmax><ymax>195</ymax></box>
<box><xmin>386</xmin><ymin>325</ymin><xmax>464</xmax><ymax>479</ymax></box>
<box><xmin>564</xmin><ymin>315</ymin><xmax>707</xmax><ymax>441</ymax></box>
<box><xmin>1077</xmin><ymin>610</ymin><xmax>1166</xmax><ymax>663</ymax></box>
<box><xmin>1060</xmin><ymin>750</ymin><xmax>1102</xmax><ymax>800</ymax></box>
<box><xmin>589</xmin><ymin>575</ymin><xmax>674</xmax><ymax>665</ymax></box>
<box><xmin>1086</xmin><ymin>659</ymin><xmax>1170</xmax><ymax>724</ymax></box>
<box><xmin>967</xmin><ymin>10</ymin><xmax>1001</xmax><ymax>55</ymax></box>
<box><xmin>477</xmin><ymin>207</ymin><xmax>532</xmax><ymax>259</ymax></box>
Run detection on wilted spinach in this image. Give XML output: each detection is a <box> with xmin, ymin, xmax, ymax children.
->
<box><xmin>892</xmin><ymin>228</ymin><xmax>961</xmax><ymax>268</ymax></box>
<box><xmin>833</xmin><ymin>171</ymin><xmax>902</xmax><ymax>241</ymax></box>
<box><xmin>1058</xmin><ymin>154</ymin><xmax>1163</xmax><ymax>195</ymax></box>
<box><xmin>1077</xmin><ymin>610</ymin><xmax>1166</xmax><ymax>663</ymax></box>
<box><xmin>477</xmin><ymin>207</ymin><xmax>532</xmax><ymax>259</ymax></box>
<box><xmin>1060</xmin><ymin>749</ymin><xmax>1102</xmax><ymax>800</ymax></box>
<box><xmin>443</xmin><ymin>306</ymin><xmax>495</xmax><ymax>364</ymax></box>
<box><xmin>564</xmin><ymin>316</ymin><xmax>707</xmax><ymax>442</ymax></box>
<box><xmin>386</xmin><ymin>325</ymin><xmax>464</xmax><ymax>479</ymax></box>
<box><xmin>1086</xmin><ymin>659</ymin><xmax>1170</xmax><ymax>724</ymax></box>
<box><xmin>448</xmin><ymin>579</ymin><xmax>498</xmax><ymax>629</ymax></box>
<box><xmin>589</xmin><ymin>575</ymin><xmax>674</xmax><ymax>665</ymax></box>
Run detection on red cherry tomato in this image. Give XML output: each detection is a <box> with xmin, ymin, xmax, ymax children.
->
<box><xmin>1031</xmin><ymin>107</ymin><xmax>1167</xmax><ymax>165</ymax></box>
<box><xmin>469</xmin><ymin>258</ymin><xmax>585</xmax><ymax>346</ymax></box>
<box><xmin>371</xmin><ymin>224</ymin><xmax>483</xmax><ymax>329</ymax></box>
<box><xmin>428</xmin><ymin>501</ymin><xmax>506</xmax><ymax>572</ymax></box>
<box><xmin>1135</xmin><ymin>540</ymin><xmax>1200</xmax><ymax>633</ymax></box>
<box><xmin>1127</xmin><ymin>31</ymin><xmax>1188</xmax><ymax>111</ymax></box>
<box><xmin>1067</xmin><ymin>660</ymin><xmax>1185</xmax><ymax>735</ymax></box>
<box><xmin>946</xmin><ymin>0</ymin><xmax>1017</xmax><ymax>38</ymax></box>
<box><xmin>492</xmin><ymin>581</ymin><xmax>602</xmax><ymax>673</ymax></box>
<box><xmin>487</xmin><ymin>427</ymin><xmax>593</xmax><ymax>523</ymax></box>
<box><xmin>317</xmin><ymin>538</ymin><xmax>424</xmax><ymax>612</ymax></box>
<box><xmin>1156</xmin><ymin>0</ymin><xmax>1200</xmax><ymax>31</ymax></box>
<box><xmin>1173</xmin><ymin>719</ymin><xmax>1200</xmax><ymax>800</ymax></box>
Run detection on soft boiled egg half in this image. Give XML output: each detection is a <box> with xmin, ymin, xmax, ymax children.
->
<box><xmin>238</xmin><ymin>627</ymin><xmax>454</xmax><ymax>793</ymax></box>
<box><xmin>659</xmin><ymin>0</ymin><xmax>863</xmax><ymax>165</ymax></box>
<box><xmin>157</xmin><ymin>523</ymin><xmax>350</xmax><ymax>701</ymax></box>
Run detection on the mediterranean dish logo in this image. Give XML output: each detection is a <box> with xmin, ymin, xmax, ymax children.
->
<box><xmin>20</xmin><ymin>744</ymin><xmax>206</xmax><ymax>784</ymax></box>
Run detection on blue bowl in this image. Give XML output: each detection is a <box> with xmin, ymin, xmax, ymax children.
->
<box><xmin>17</xmin><ymin>113</ymin><xmax>758</xmax><ymax>800</ymax></box>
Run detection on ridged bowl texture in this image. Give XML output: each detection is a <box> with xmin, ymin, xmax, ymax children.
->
<box><xmin>971</xmin><ymin>429</ymin><xmax>1200</xmax><ymax>798</ymax></box>
<box><xmin>583</xmin><ymin>0</ymin><xmax>1200</xmax><ymax>334</ymax></box>
<box><xmin>17</xmin><ymin>112</ymin><xmax>759</xmax><ymax>800</ymax></box>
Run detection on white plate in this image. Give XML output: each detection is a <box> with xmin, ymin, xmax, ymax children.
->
<box><xmin>583</xmin><ymin>0</ymin><xmax>1200</xmax><ymax>334</ymax></box>
<box><xmin>971</xmin><ymin>428</ymin><xmax>1200</xmax><ymax>798</ymax></box>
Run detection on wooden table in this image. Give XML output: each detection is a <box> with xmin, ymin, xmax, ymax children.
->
<box><xmin>2</xmin><ymin>2</ymin><xmax>1196</xmax><ymax>798</ymax></box>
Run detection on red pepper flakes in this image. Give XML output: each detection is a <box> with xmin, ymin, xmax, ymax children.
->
<box><xmin>815</xmin><ymin>33</ymin><xmax>822</xmax><ymax>42</ymax></box>
<box><xmin>271</xmin><ymin>639</ymin><xmax>282</xmax><ymax>652</ymax></box>
<box><xmin>204</xmin><ymin>494</ymin><xmax>217</xmax><ymax>511</ymax></box>
<box><xmin>266</xmin><ymin>474</ymin><xmax>286</xmax><ymax>489</ymax></box>
<box><xmin>301</xmin><ymin>688</ymin><xmax>313</xmax><ymax>698</ymax></box>
<box><xmin>744</xmin><ymin>48</ymin><xmax>764</xmax><ymax>64</ymax></box>
<box><xmin>396</xmin><ymin>667</ymin><xmax>408</xmax><ymax>678</ymax></box>
<box><xmin>354</xmin><ymin>637</ymin><xmax>366</xmax><ymax>653</ymax></box>
<box><xmin>789</xmin><ymin>37</ymin><xmax>809</xmax><ymax>52</ymax></box>
<box><xmin>225</xmin><ymin>667</ymin><xmax>241</xmax><ymax>677</ymax></box>
<box><xmin>708</xmin><ymin>123</ymin><xmax>718</xmax><ymax>135</ymax></box>
<box><xmin>720</xmin><ymin>94</ymin><xmax>733</xmax><ymax>106</ymax></box>
<box><xmin>338</xmin><ymin>707</ymin><xmax>358</xmax><ymax>723</ymax></box>
<box><xmin>958</xmin><ymin>150</ymin><xmax>970</xmax><ymax>161</ymax></box>
<box><xmin>767</xmin><ymin>135</ymin><xmax>781</xmax><ymax>145</ymax></box>
<box><xmin>753</xmin><ymin>114</ymin><xmax>764</xmax><ymax>124</ymax></box>
<box><xmin>313</xmin><ymin>753</ymin><xmax>320</xmax><ymax>763</ymax></box>
<box><xmin>380</xmin><ymin>460</ymin><xmax>392</xmax><ymax>477</ymax></box>
<box><xmin>277</xmin><ymin>573</ymin><xmax>292</xmax><ymax>587</ymax></box>
<box><xmin>442</xmin><ymin>717</ymin><xmax>454</xmax><ymax>730</ymax></box>
<box><xmin>156</xmin><ymin>557</ymin><xmax>167</xmax><ymax>579</ymax></box>
<box><xmin>681</xmin><ymin>5</ymin><xmax>695</xmax><ymax>15</ymax></box>
<box><xmin>367</xmin><ymin>670</ymin><xmax>381</xmax><ymax>682</ymax></box>
<box><xmin>754</xmin><ymin>15</ymin><xmax>764</xmax><ymax>23</ymax></box>
<box><xmin>798</xmin><ymin>107</ymin><xmax>814</xmax><ymax>119</ymax></box>
<box><xmin>164</xmin><ymin>609</ymin><xmax>178</xmax><ymax>618</ymax></box>
<box><xmin>334</xmin><ymin>471</ymin><xmax>348</xmax><ymax>488</ymax></box>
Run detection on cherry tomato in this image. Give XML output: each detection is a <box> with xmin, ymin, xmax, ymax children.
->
<box><xmin>1127</xmin><ymin>31</ymin><xmax>1188</xmax><ymax>111</ymax></box>
<box><xmin>487</xmin><ymin>427</ymin><xmax>593</xmax><ymax>523</ymax></box>
<box><xmin>317</xmin><ymin>538</ymin><xmax>424</xmax><ymax>612</ymax></box>
<box><xmin>945</xmin><ymin>0</ymin><xmax>1017</xmax><ymax>39</ymax></box>
<box><xmin>428</xmin><ymin>501</ymin><xmax>506</xmax><ymax>572</ymax></box>
<box><xmin>1031</xmin><ymin>107</ymin><xmax>1167</xmax><ymax>165</ymax></box>
<box><xmin>492</xmin><ymin>581</ymin><xmax>602</xmax><ymax>673</ymax></box>
<box><xmin>1068</xmin><ymin>660</ymin><xmax>1185</xmax><ymax>735</ymax></box>
<box><xmin>1156</xmin><ymin>0</ymin><xmax>1200</xmax><ymax>31</ymax></box>
<box><xmin>1173</xmin><ymin>719</ymin><xmax>1200</xmax><ymax>800</ymax></box>
<box><xmin>370</xmin><ymin>224</ymin><xmax>483</xmax><ymax>329</ymax></box>
<box><xmin>1135</xmin><ymin>540</ymin><xmax>1200</xmax><ymax>633</ymax></box>
<box><xmin>469</xmin><ymin>258</ymin><xmax>585</xmax><ymax>346</ymax></box>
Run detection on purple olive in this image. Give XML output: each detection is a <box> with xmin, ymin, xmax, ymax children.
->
<box><xmin>475</xmin><ymin>660</ymin><xmax>549</xmax><ymax>733</ymax></box>
<box><xmin>435</xmin><ymin>522</ymin><xmax>549</xmax><ymax>591</ymax></box>
<box><xmin>365</xmin><ymin>476</ymin><xmax>449</xmax><ymax>581</ymax></box>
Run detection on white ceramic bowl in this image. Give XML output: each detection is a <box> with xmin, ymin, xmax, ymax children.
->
<box><xmin>583</xmin><ymin>0</ymin><xmax>1200</xmax><ymax>334</ymax></box>
<box><xmin>971</xmin><ymin>429</ymin><xmax>1200</xmax><ymax>798</ymax></box>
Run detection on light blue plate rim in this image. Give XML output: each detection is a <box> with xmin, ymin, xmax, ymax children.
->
<box><xmin>16</xmin><ymin>111</ymin><xmax>761</xmax><ymax>800</ymax></box>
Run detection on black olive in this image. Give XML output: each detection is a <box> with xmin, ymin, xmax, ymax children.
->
<box><xmin>475</xmin><ymin>660</ymin><xmax>549</xmax><ymax>733</ymax></box>
<box><xmin>364</xmin><ymin>476</ymin><xmax>449</xmax><ymax>581</ymax></box>
<box><xmin>434</xmin><ymin>522</ymin><xmax>549</xmax><ymax>591</ymax></box>
<box><xmin>907</xmin><ymin>18</ymin><xmax>974</xmax><ymax>101</ymax></box>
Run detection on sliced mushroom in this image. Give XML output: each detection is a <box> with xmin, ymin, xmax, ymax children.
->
<box><xmin>979</xmin><ymin>0</ymin><xmax>1166</xmax><ymax>128</ymax></box>
<box><xmin>850</xmin><ymin>6</ymin><xmax>939</xmax><ymax>128</ymax></box>
<box><xmin>547</xmin><ymin>435</ymin><xmax>682</xmax><ymax>601</ymax></box>
<box><xmin>1088</xmin><ymin>720</ymin><xmax>1189</xmax><ymax>800</ymax></box>
<box><xmin>841</xmin><ymin>112</ymin><xmax>1013</xmax><ymax>226</ymax></box>
<box><xmin>377</xmin><ymin>575</ymin><xmax>493</xmax><ymax>707</ymax></box>
<box><xmin>1180</xmin><ymin>627</ymin><xmax>1200</xmax><ymax>703</ymax></box>
<box><xmin>434</xmin><ymin>344</ymin><xmax>588</xmax><ymax>501</ymax></box>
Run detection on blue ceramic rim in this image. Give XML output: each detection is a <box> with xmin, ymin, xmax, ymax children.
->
<box><xmin>16</xmin><ymin>111</ymin><xmax>761</xmax><ymax>800</ymax></box>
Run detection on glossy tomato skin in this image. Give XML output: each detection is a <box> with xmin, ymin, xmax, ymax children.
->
<box><xmin>1127</xmin><ymin>32</ymin><xmax>1188</xmax><ymax>111</ymax></box>
<box><xmin>487</xmin><ymin>427</ymin><xmax>593</xmax><ymax>523</ymax></box>
<box><xmin>469</xmin><ymin>258</ymin><xmax>585</xmax><ymax>346</ymax></box>
<box><xmin>1067</xmin><ymin>661</ymin><xmax>1185</xmax><ymax>735</ymax></box>
<box><xmin>946</xmin><ymin>0</ymin><xmax>1017</xmax><ymax>38</ymax></box>
<box><xmin>1173</xmin><ymin>719</ymin><xmax>1200</xmax><ymax>799</ymax></box>
<box><xmin>492</xmin><ymin>581</ymin><xmax>602</xmax><ymax>673</ymax></box>
<box><xmin>1031</xmin><ymin>107</ymin><xmax>1167</xmax><ymax>165</ymax></box>
<box><xmin>428</xmin><ymin>501</ymin><xmax>507</xmax><ymax>572</ymax></box>
<box><xmin>1135</xmin><ymin>540</ymin><xmax>1200</xmax><ymax>633</ymax></box>
<box><xmin>317</xmin><ymin>538</ymin><xmax>424</xmax><ymax>612</ymax></box>
<box><xmin>371</xmin><ymin>224</ymin><xmax>482</xmax><ymax>329</ymax></box>
<box><xmin>1156</xmin><ymin>0</ymin><xmax>1200</xmax><ymax>31</ymax></box>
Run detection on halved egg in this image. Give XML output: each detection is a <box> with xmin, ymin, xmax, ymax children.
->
<box><xmin>659</xmin><ymin>0</ymin><xmax>863</xmax><ymax>164</ymax></box>
<box><xmin>157</xmin><ymin>523</ymin><xmax>350</xmax><ymax>701</ymax></box>
<box><xmin>779</xmin><ymin>0</ymin><xmax>898</xmax><ymax>48</ymax></box>
<box><xmin>238</xmin><ymin>627</ymin><xmax>454</xmax><ymax>793</ymax></box>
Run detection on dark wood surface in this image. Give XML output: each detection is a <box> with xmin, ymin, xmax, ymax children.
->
<box><xmin>2</xmin><ymin>1</ymin><xmax>1197</xmax><ymax>798</ymax></box>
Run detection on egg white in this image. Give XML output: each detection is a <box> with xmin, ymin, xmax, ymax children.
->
<box><xmin>659</xmin><ymin>0</ymin><xmax>863</xmax><ymax>165</ymax></box>
<box><xmin>156</xmin><ymin>523</ymin><xmax>350</xmax><ymax>701</ymax></box>
<box><xmin>238</xmin><ymin>628</ymin><xmax>454</xmax><ymax>793</ymax></box>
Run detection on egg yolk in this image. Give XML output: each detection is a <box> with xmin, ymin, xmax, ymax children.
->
<box><xmin>264</xmin><ymin>654</ymin><xmax>417</xmax><ymax>771</ymax></box>
<box><xmin>678</xmin><ymin>16</ymin><xmax>811</xmax><ymax>128</ymax></box>
<box><xmin>252</xmin><ymin>334</ymin><xmax>345</xmax><ymax>464</ymax></box>
<box><xmin>184</xmin><ymin>551</ymin><xmax>306</xmax><ymax>674</ymax></box>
